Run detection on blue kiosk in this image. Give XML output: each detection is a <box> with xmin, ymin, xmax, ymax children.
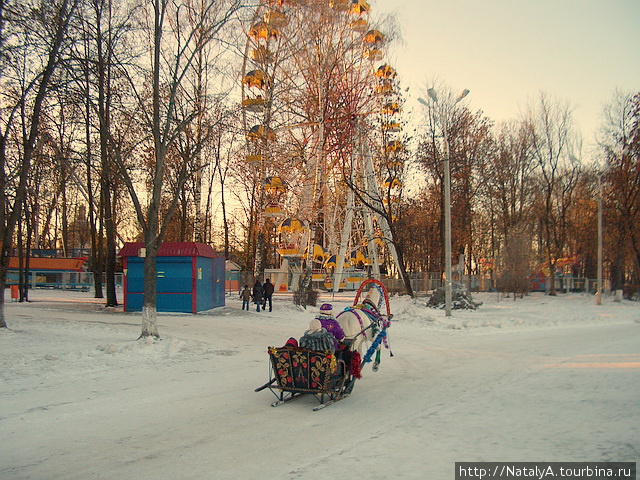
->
<box><xmin>119</xmin><ymin>242</ymin><xmax>225</xmax><ymax>313</ymax></box>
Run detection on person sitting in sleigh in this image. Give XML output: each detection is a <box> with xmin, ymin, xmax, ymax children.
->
<box><xmin>299</xmin><ymin>318</ymin><xmax>336</xmax><ymax>352</ymax></box>
<box><xmin>315</xmin><ymin>303</ymin><xmax>345</xmax><ymax>350</ymax></box>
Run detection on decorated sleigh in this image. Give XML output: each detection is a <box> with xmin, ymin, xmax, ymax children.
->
<box><xmin>254</xmin><ymin>344</ymin><xmax>361</xmax><ymax>410</ymax></box>
<box><xmin>255</xmin><ymin>279</ymin><xmax>392</xmax><ymax>411</ymax></box>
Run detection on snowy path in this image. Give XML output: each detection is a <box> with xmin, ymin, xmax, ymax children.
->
<box><xmin>301</xmin><ymin>323</ymin><xmax>639</xmax><ymax>479</ymax></box>
<box><xmin>1</xmin><ymin>292</ymin><xmax>638</xmax><ymax>479</ymax></box>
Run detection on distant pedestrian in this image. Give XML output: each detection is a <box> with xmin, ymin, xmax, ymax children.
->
<box><xmin>252</xmin><ymin>280</ymin><xmax>264</xmax><ymax>312</ymax></box>
<box><xmin>262</xmin><ymin>278</ymin><xmax>274</xmax><ymax>312</ymax></box>
<box><xmin>240</xmin><ymin>285</ymin><xmax>251</xmax><ymax>311</ymax></box>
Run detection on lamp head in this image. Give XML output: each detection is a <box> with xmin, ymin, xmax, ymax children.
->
<box><xmin>457</xmin><ymin>89</ymin><xmax>470</xmax><ymax>102</ymax></box>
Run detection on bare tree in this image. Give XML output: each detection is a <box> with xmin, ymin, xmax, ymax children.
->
<box><xmin>91</xmin><ymin>0</ymin><xmax>124</xmax><ymax>307</ymax></box>
<box><xmin>0</xmin><ymin>0</ymin><xmax>79</xmax><ymax>328</ymax></box>
<box><xmin>598</xmin><ymin>90</ymin><xmax>640</xmax><ymax>291</ymax></box>
<box><xmin>449</xmin><ymin>108</ymin><xmax>493</xmax><ymax>278</ymax></box>
<box><xmin>476</xmin><ymin>120</ymin><xmax>536</xmax><ymax>284</ymax></box>
<box><xmin>116</xmin><ymin>0</ymin><xmax>241</xmax><ymax>338</ymax></box>
<box><xmin>208</xmin><ymin>106</ymin><xmax>241</xmax><ymax>258</ymax></box>
<box><xmin>527</xmin><ymin>92</ymin><xmax>581</xmax><ymax>295</ymax></box>
<box><xmin>496</xmin><ymin>230</ymin><xmax>532</xmax><ymax>299</ymax></box>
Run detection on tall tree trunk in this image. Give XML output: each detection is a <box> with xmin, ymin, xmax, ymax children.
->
<box><xmin>0</xmin><ymin>0</ymin><xmax>79</xmax><ymax>328</ymax></box>
<box><xmin>611</xmin><ymin>252</ymin><xmax>624</xmax><ymax>292</ymax></box>
<box><xmin>221</xmin><ymin>178</ymin><xmax>229</xmax><ymax>259</ymax></box>
<box><xmin>141</xmin><ymin>244</ymin><xmax>160</xmax><ymax>338</ymax></box>
<box><xmin>17</xmin><ymin>216</ymin><xmax>24</xmax><ymax>300</ymax></box>
<box><xmin>0</xmin><ymin>133</ymin><xmax>9</xmax><ymax>328</ymax></box>
<box><xmin>61</xmin><ymin>183</ymin><xmax>68</xmax><ymax>256</ymax></box>
<box><xmin>395</xmin><ymin>243</ymin><xmax>414</xmax><ymax>297</ymax></box>
<box><xmin>86</xmin><ymin>60</ymin><xmax>103</xmax><ymax>299</ymax></box>
<box><xmin>138</xmin><ymin>0</ymin><xmax>165</xmax><ymax>339</ymax></box>
<box><xmin>24</xmin><ymin>201</ymin><xmax>32</xmax><ymax>302</ymax></box>
<box><xmin>97</xmin><ymin>1</ymin><xmax>118</xmax><ymax>307</ymax></box>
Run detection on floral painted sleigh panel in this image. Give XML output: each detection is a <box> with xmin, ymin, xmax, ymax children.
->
<box><xmin>269</xmin><ymin>347</ymin><xmax>338</xmax><ymax>393</ymax></box>
<box><xmin>256</xmin><ymin>346</ymin><xmax>356</xmax><ymax>410</ymax></box>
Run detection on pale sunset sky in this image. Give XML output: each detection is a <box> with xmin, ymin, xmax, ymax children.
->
<box><xmin>373</xmin><ymin>0</ymin><xmax>640</xmax><ymax>154</ymax></box>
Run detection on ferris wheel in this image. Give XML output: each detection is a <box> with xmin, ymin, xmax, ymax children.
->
<box><xmin>240</xmin><ymin>0</ymin><xmax>406</xmax><ymax>292</ymax></box>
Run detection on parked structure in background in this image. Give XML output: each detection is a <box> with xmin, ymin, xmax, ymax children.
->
<box><xmin>7</xmin><ymin>255</ymin><xmax>91</xmax><ymax>291</ymax></box>
<box><xmin>119</xmin><ymin>242</ymin><xmax>225</xmax><ymax>313</ymax></box>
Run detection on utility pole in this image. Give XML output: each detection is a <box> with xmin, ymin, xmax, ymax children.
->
<box><xmin>597</xmin><ymin>173</ymin><xmax>602</xmax><ymax>305</ymax></box>
<box><xmin>419</xmin><ymin>88</ymin><xmax>469</xmax><ymax>316</ymax></box>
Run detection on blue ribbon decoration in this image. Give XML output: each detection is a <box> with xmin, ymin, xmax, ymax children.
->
<box><xmin>362</xmin><ymin>329</ymin><xmax>387</xmax><ymax>364</ymax></box>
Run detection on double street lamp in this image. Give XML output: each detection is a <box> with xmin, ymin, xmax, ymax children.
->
<box><xmin>419</xmin><ymin>88</ymin><xmax>469</xmax><ymax>317</ymax></box>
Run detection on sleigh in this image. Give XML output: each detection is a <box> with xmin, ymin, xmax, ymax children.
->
<box><xmin>255</xmin><ymin>279</ymin><xmax>392</xmax><ymax>410</ymax></box>
<box><xmin>254</xmin><ymin>344</ymin><xmax>361</xmax><ymax>411</ymax></box>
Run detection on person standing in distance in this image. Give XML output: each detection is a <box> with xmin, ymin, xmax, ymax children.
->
<box><xmin>262</xmin><ymin>278</ymin><xmax>274</xmax><ymax>312</ymax></box>
<box><xmin>240</xmin><ymin>285</ymin><xmax>251</xmax><ymax>311</ymax></box>
<box><xmin>252</xmin><ymin>280</ymin><xmax>264</xmax><ymax>312</ymax></box>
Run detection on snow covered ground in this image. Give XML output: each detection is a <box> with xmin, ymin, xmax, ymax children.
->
<box><xmin>1</xmin><ymin>288</ymin><xmax>639</xmax><ymax>479</ymax></box>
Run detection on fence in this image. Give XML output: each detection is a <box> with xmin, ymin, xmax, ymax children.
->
<box><xmin>383</xmin><ymin>274</ymin><xmax>608</xmax><ymax>295</ymax></box>
<box><xmin>318</xmin><ymin>273</ymin><xmax>606</xmax><ymax>296</ymax></box>
<box><xmin>226</xmin><ymin>271</ymin><xmax>256</xmax><ymax>295</ymax></box>
<box><xmin>223</xmin><ymin>270</ymin><xmax>609</xmax><ymax>297</ymax></box>
<box><xmin>7</xmin><ymin>271</ymin><xmax>124</xmax><ymax>291</ymax></box>
<box><xmin>4</xmin><ymin>266</ymin><xmax>611</xmax><ymax>298</ymax></box>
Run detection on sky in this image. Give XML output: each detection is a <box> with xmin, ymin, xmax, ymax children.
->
<box><xmin>373</xmin><ymin>0</ymin><xmax>640</xmax><ymax>154</ymax></box>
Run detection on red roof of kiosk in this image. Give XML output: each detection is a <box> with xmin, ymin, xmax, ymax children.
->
<box><xmin>118</xmin><ymin>242</ymin><xmax>217</xmax><ymax>258</ymax></box>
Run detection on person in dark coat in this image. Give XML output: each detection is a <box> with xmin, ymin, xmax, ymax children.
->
<box><xmin>252</xmin><ymin>280</ymin><xmax>264</xmax><ymax>312</ymax></box>
<box><xmin>262</xmin><ymin>278</ymin><xmax>275</xmax><ymax>312</ymax></box>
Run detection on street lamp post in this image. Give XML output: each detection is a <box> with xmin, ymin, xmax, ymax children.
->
<box><xmin>419</xmin><ymin>88</ymin><xmax>469</xmax><ymax>317</ymax></box>
<box><xmin>597</xmin><ymin>173</ymin><xmax>602</xmax><ymax>305</ymax></box>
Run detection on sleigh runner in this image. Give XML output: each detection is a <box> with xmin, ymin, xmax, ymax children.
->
<box><xmin>255</xmin><ymin>279</ymin><xmax>392</xmax><ymax>410</ymax></box>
